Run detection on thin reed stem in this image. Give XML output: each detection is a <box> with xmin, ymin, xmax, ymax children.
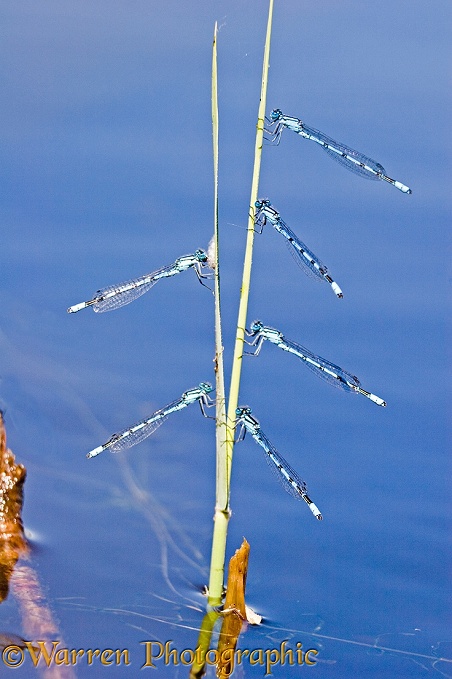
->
<box><xmin>226</xmin><ymin>0</ymin><xmax>274</xmax><ymax>484</ymax></box>
<box><xmin>207</xmin><ymin>1</ymin><xmax>274</xmax><ymax>605</ymax></box>
<box><xmin>208</xmin><ymin>22</ymin><xmax>229</xmax><ymax>605</ymax></box>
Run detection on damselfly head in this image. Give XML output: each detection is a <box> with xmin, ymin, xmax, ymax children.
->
<box><xmin>270</xmin><ymin>109</ymin><xmax>283</xmax><ymax>122</ymax></box>
<box><xmin>255</xmin><ymin>198</ymin><xmax>271</xmax><ymax>209</ymax></box>
<box><xmin>249</xmin><ymin>320</ymin><xmax>263</xmax><ymax>334</ymax></box>
<box><xmin>199</xmin><ymin>382</ymin><xmax>213</xmax><ymax>394</ymax></box>
<box><xmin>195</xmin><ymin>249</ymin><xmax>208</xmax><ymax>263</ymax></box>
<box><xmin>235</xmin><ymin>406</ymin><xmax>252</xmax><ymax>417</ymax></box>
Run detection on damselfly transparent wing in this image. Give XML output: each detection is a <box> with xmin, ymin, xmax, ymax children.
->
<box><xmin>284</xmin><ymin>239</ymin><xmax>343</xmax><ymax>297</ymax></box>
<box><xmin>107</xmin><ymin>414</ymin><xmax>168</xmax><ymax>453</ymax></box>
<box><xmin>255</xmin><ymin>430</ymin><xmax>308</xmax><ymax>500</ymax></box>
<box><xmin>277</xmin><ymin>219</ymin><xmax>329</xmax><ymax>283</ymax></box>
<box><xmin>92</xmin><ymin>271</ymin><xmax>164</xmax><ymax>313</ymax></box>
<box><xmin>253</xmin><ymin>429</ymin><xmax>322</xmax><ymax>519</ymax></box>
<box><xmin>283</xmin><ymin>338</ymin><xmax>360</xmax><ymax>392</ymax></box>
<box><xmin>302</xmin><ymin>124</ymin><xmax>386</xmax><ymax>180</ymax></box>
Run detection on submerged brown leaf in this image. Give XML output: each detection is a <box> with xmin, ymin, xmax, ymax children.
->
<box><xmin>0</xmin><ymin>412</ymin><xmax>28</xmax><ymax>602</ymax></box>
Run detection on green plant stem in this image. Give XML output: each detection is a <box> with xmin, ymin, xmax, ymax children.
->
<box><xmin>226</xmin><ymin>0</ymin><xmax>274</xmax><ymax>481</ymax></box>
<box><xmin>211</xmin><ymin>22</ymin><xmax>228</xmax><ymax>513</ymax></box>
<box><xmin>208</xmin><ymin>22</ymin><xmax>229</xmax><ymax>606</ymax></box>
<box><xmin>207</xmin><ymin>2</ymin><xmax>274</xmax><ymax>606</ymax></box>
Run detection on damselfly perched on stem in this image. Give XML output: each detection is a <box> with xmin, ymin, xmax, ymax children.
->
<box><xmin>266</xmin><ymin>109</ymin><xmax>411</xmax><ymax>194</ymax></box>
<box><xmin>246</xmin><ymin>321</ymin><xmax>386</xmax><ymax>407</ymax></box>
<box><xmin>68</xmin><ymin>249</ymin><xmax>211</xmax><ymax>314</ymax></box>
<box><xmin>87</xmin><ymin>382</ymin><xmax>214</xmax><ymax>458</ymax></box>
<box><xmin>254</xmin><ymin>199</ymin><xmax>343</xmax><ymax>298</ymax></box>
<box><xmin>236</xmin><ymin>406</ymin><xmax>322</xmax><ymax>520</ymax></box>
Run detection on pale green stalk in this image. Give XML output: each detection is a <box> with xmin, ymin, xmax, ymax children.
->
<box><xmin>207</xmin><ymin>2</ymin><xmax>274</xmax><ymax>605</ymax></box>
<box><xmin>226</xmin><ymin>0</ymin><xmax>274</xmax><ymax>484</ymax></box>
<box><xmin>208</xmin><ymin>22</ymin><xmax>229</xmax><ymax>606</ymax></box>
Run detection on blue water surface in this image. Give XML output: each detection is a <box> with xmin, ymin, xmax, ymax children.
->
<box><xmin>0</xmin><ymin>1</ymin><xmax>450</xmax><ymax>677</ymax></box>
